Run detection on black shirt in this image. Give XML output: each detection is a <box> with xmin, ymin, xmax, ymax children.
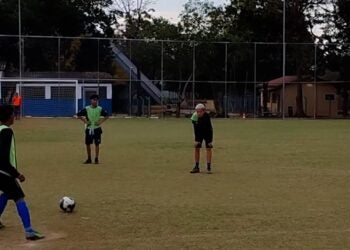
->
<box><xmin>0</xmin><ymin>128</ymin><xmax>20</xmax><ymax>178</ymax></box>
<box><xmin>192</xmin><ymin>112</ymin><xmax>213</xmax><ymax>142</ymax></box>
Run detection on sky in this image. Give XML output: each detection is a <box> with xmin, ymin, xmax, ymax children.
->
<box><xmin>151</xmin><ymin>0</ymin><xmax>228</xmax><ymax>23</ymax></box>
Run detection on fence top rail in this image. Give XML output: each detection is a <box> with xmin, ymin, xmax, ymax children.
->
<box><xmin>3</xmin><ymin>78</ymin><xmax>350</xmax><ymax>85</ymax></box>
<box><xmin>1</xmin><ymin>33</ymin><xmax>350</xmax><ymax>46</ymax></box>
<box><xmin>0</xmin><ymin>78</ymin><xmax>78</xmax><ymax>83</ymax></box>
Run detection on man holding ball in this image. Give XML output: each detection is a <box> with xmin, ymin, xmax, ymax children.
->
<box><xmin>190</xmin><ymin>103</ymin><xmax>213</xmax><ymax>174</ymax></box>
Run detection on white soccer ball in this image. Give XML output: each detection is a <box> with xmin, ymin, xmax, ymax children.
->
<box><xmin>59</xmin><ymin>196</ymin><xmax>76</xmax><ymax>213</ymax></box>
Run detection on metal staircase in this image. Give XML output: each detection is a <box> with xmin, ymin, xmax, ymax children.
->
<box><xmin>110</xmin><ymin>43</ymin><xmax>161</xmax><ymax>104</ymax></box>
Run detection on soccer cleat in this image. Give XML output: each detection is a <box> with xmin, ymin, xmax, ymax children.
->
<box><xmin>190</xmin><ymin>167</ymin><xmax>200</xmax><ymax>174</ymax></box>
<box><xmin>94</xmin><ymin>158</ymin><xmax>99</xmax><ymax>164</ymax></box>
<box><xmin>207</xmin><ymin>167</ymin><xmax>212</xmax><ymax>174</ymax></box>
<box><xmin>83</xmin><ymin>159</ymin><xmax>92</xmax><ymax>164</ymax></box>
<box><xmin>26</xmin><ymin>229</ymin><xmax>45</xmax><ymax>240</ymax></box>
<box><xmin>0</xmin><ymin>221</ymin><xmax>4</xmax><ymax>229</ymax></box>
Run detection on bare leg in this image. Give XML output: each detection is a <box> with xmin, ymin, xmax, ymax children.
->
<box><xmin>86</xmin><ymin>145</ymin><xmax>91</xmax><ymax>160</ymax></box>
<box><xmin>206</xmin><ymin>148</ymin><xmax>212</xmax><ymax>173</ymax></box>
<box><xmin>195</xmin><ymin>148</ymin><xmax>200</xmax><ymax>164</ymax></box>
<box><xmin>190</xmin><ymin>147</ymin><xmax>201</xmax><ymax>173</ymax></box>
<box><xmin>206</xmin><ymin>148</ymin><xmax>212</xmax><ymax>164</ymax></box>
<box><xmin>95</xmin><ymin>145</ymin><xmax>100</xmax><ymax>160</ymax></box>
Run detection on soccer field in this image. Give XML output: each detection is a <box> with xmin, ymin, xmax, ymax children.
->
<box><xmin>1</xmin><ymin>118</ymin><xmax>350</xmax><ymax>249</ymax></box>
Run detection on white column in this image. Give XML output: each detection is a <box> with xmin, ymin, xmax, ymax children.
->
<box><xmin>76</xmin><ymin>81</ymin><xmax>80</xmax><ymax>113</ymax></box>
<box><xmin>107</xmin><ymin>85</ymin><xmax>112</xmax><ymax>99</ymax></box>
<box><xmin>45</xmin><ymin>85</ymin><xmax>51</xmax><ymax>99</ymax></box>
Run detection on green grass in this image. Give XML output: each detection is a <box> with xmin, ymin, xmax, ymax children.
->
<box><xmin>1</xmin><ymin>118</ymin><xmax>350</xmax><ymax>249</ymax></box>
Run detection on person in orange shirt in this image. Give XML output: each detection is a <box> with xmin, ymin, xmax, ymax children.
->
<box><xmin>12</xmin><ymin>93</ymin><xmax>22</xmax><ymax>120</ymax></box>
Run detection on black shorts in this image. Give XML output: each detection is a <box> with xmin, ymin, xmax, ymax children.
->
<box><xmin>85</xmin><ymin>127</ymin><xmax>103</xmax><ymax>145</ymax></box>
<box><xmin>0</xmin><ymin>174</ymin><xmax>25</xmax><ymax>201</ymax></box>
<box><xmin>195</xmin><ymin>137</ymin><xmax>213</xmax><ymax>149</ymax></box>
<box><xmin>14</xmin><ymin>105</ymin><xmax>20</xmax><ymax>115</ymax></box>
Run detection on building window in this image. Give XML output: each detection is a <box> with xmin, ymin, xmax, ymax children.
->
<box><xmin>51</xmin><ymin>87</ymin><xmax>75</xmax><ymax>99</ymax></box>
<box><xmin>22</xmin><ymin>87</ymin><xmax>45</xmax><ymax>99</ymax></box>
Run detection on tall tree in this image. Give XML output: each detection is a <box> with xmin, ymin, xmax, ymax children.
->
<box><xmin>224</xmin><ymin>0</ymin><xmax>322</xmax><ymax>117</ymax></box>
<box><xmin>179</xmin><ymin>0</ymin><xmax>220</xmax><ymax>40</ymax></box>
<box><xmin>0</xmin><ymin>0</ymin><xmax>115</xmax><ymax>36</ymax></box>
<box><xmin>0</xmin><ymin>0</ymin><xmax>116</xmax><ymax>72</ymax></box>
<box><xmin>286</xmin><ymin>0</ymin><xmax>333</xmax><ymax>117</ymax></box>
<box><xmin>321</xmin><ymin>0</ymin><xmax>350</xmax><ymax>116</ymax></box>
<box><xmin>223</xmin><ymin>0</ymin><xmax>283</xmax><ymax>42</ymax></box>
<box><xmin>113</xmin><ymin>0</ymin><xmax>154</xmax><ymax>38</ymax></box>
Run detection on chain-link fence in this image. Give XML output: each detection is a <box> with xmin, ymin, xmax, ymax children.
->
<box><xmin>0</xmin><ymin>34</ymin><xmax>349</xmax><ymax>118</ymax></box>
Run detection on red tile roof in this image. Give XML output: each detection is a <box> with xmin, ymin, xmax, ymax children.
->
<box><xmin>268</xmin><ymin>75</ymin><xmax>298</xmax><ymax>87</ymax></box>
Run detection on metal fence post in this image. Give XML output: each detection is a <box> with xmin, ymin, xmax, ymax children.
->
<box><xmin>97</xmin><ymin>38</ymin><xmax>100</xmax><ymax>88</ymax></box>
<box><xmin>58</xmin><ymin>37</ymin><xmax>61</xmax><ymax>78</ymax></box>
<box><xmin>129</xmin><ymin>66</ymin><xmax>132</xmax><ymax>117</ymax></box>
<box><xmin>129</xmin><ymin>40</ymin><xmax>132</xmax><ymax>117</ymax></box>
<box><xmin>282</xmin><ymin>0</ymin><xmax>286</xmax><ymax>120</ymax></box>
<box><xmin>192</xmin><ymin>43</ymin><xmax>196</xmax><ymax>109</ymax></box>
<box><xmin>161</xmin><ymin>40</ymin><xmax>164</xmax><ymax>119</ymax></box>
<box><xmin>254</xmin><ymin>43</ymin><xmax>257</xmax><ymax>119</ymax></box>
<box><xmin>225</xmin><ymin>43</ymin><xmax>228</xmax><ymax>118</ymax></box>
<box><xmin>314</xmin><ymin>43</ymin><xmax>317</xmax><ymax>119</ymax></box>
<box><xmin>18</xmin><ymin>0</ymin><xmax>22</xmax><ymax>81</ymax></box>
